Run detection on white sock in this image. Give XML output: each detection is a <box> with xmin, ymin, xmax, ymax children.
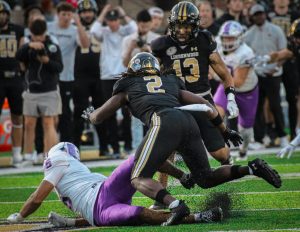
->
<box><xmin>169</xmin><ymin>200</ymin><xmax>180</xmax><ymax>209</ymax></box>
<box><xmin>248</xmin><ymin>166</ymin><xmax>253</xmax><ymax>175</ymax></box>
<box><xmin>194</xmin><ymin>212</ymin><xmax>202</xmax><ymax>222</ymax></box>
<box><xmin>12</xmin><ymin>147</ymin><xmax>22</xmax><ymax>156</ymax></box>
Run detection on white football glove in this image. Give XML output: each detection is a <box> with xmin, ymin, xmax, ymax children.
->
<box><xmin>7</xmin><ymin>213</ymin><xmax>24</xmax><ymax>224</ymax></box>
<box><xmin>277</xmin><ymin>144</ymin><xmax>296</xmax><ymax>159</ymax></box>
<box><xmin>227</xmin><ymin>93</ymin><xmax>239</xmax><ymax>119</ymax></box>
<box><xmin>48</xmin><ymin>211</ymin><xmax>75</xmax><ymax>227</ymax></box>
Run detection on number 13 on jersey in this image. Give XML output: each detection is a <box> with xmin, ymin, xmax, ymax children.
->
<box><xmin>173</xmin><ymin>58</ymin><xmax>200</xmax><ymax>83</ymax></box>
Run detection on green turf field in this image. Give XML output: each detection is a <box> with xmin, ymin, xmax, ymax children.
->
<box><xmin>1</xmin><ymin>153</ymin><xmax>300</xmax><ymax>231</ymax></box>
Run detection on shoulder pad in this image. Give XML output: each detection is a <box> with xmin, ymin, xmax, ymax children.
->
<box><xmin>43</xmin><ymin>155</ymin><xmax>68</xmax><ymax>171</ymax></box>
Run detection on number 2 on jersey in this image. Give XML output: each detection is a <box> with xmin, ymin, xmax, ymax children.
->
<box><xmin>143</xmin><ymin>76</ymin><xmax>165</xmax><ymax>93</ymax></box>
<box><xmin>173</xmin><ymin>58</ymin><xmax>200</xmax><ymax>83</ymax></box>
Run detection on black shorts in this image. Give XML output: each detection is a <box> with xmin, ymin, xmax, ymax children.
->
<box><xmin>0</xmin><ymin>77</ymin><xmax>24</xmax><ymax>115</ymax></box>
<box><xmin>131</xmin><ymin>108</ymin><xmax>211</xmax><ymax>179</ymax></box>
<box><xmin>190</xmin><ymin>94</ymin><xmax>225</xmax><ymax>152</ymax></box>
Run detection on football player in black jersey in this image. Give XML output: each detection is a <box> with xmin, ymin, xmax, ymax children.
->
<box><xmin>83</xmin><ymin>52</ymin><xmax>281</xmax><ymax>226</ymax></box>
<box><xmin>73</xmin><ymin>0</ymin><xmax>109</xmax><ymax>155</ymax></box>
<box><xmin>0</xmin><ymin>0</ymin><xmax>24</xmax><ymax>165</ymax></box>
<box><xmin>151</xmin><ymin>1</ymin><xmax>238</xmax><ymax>166</ymax></box>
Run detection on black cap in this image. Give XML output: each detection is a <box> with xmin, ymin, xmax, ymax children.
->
<box><xmin>105</xmin><ymin>9</ymin><xmax>119</xmax><ymax>20</ymax></box>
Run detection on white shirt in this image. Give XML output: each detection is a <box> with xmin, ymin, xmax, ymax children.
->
<box><xmin>47</xmin><ymin>22</ymin><xmax>79</xmax><ymax>81</ymax></box>
<box><xmin>121</xmin><ymin>31</ymin><xmax>160</xmax><ymax>59</ymax></box>
<box><xmin>244</xmin><ymin>21</ymin><xmax>287</xmax><ymax>77</ymax></box>
<box><xmin>218</xmin><ymin>42</ymin><xmax>258</xmax><ymax>92</ymax></box>
<box><xmin>91</xmin><ymin>20</ymin><xmax>137</xmax><ymax>80</ymax></box>
<box><xmin>43</xmin><ymin>152</ymin><xmax>106</xmax><ymax>226</ymax></box>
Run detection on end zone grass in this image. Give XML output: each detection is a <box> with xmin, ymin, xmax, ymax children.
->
<box><xmin>1</xmin><ymin>153</ymin><xmax>300</xmax><ymax>231</ymax></box>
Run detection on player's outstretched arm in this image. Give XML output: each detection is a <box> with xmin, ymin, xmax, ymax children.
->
<box><xmin>7</xmin><ymin>180</ymin><xmax>54</xmax><ymax>223</ymax></box>
<box><xmin>209</xmin><ymin>52</ymin><xmax>239</xmax><ymax>119</ymax></box>
<box><xmin>87</xmin><ymin>93</ymin><xmax>127</xmax><ymax>124</ymax></box>
<box><xmin>277</xmin><ymin>133</ymin><xmax>300</xmax><ymax>159</ymax></box>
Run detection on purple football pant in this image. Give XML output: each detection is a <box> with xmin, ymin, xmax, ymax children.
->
<box><xmin>213</xmin><ymin>85</ymin><xmax>259</xmax><ymax>128</ymax></box>
<box><xmin>93</xmin><ymin>156</ymin><xmax>143</xmax><ymax>226</ymax></box>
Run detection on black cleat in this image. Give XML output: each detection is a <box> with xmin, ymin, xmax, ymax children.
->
<box><xmin>195</xmin><ymin>207</ymin><xmax>223</xmax><ymax>223</ymax></box>
<box><xmin>162</xmin><ymin>200</ymin><xmax>190</xmax><ymax>226</ymax></box>
<box><xmin>248</xmin><ymin>158</ymin><xmax>282</xmax><ymax>188</ymax></box>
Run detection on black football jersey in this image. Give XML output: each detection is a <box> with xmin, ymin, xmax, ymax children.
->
<box><xmin>112</xmin><ymin>74</ymin><xmax>185</xmax><ymax>125</ymax></box>
<box><xmin>151</xmin><ymin>30</ymin><xmax>217</xmax><ymax>94</ymax></box>
<box><xmin>74</xmin><ymin>29</ymin><xmax>100</xmax><ymax>80</ymax></box>
<box><xmin>0</xmin><ymin>23</ymin><xmax>24</xmax><ymax>78</ymax></box>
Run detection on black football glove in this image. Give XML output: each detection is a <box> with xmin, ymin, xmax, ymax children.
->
<box><xmin>180</xmin><ymin>173</ymin><xmax>195</xmax><ymax>189</ymax></box>
<box><xmin>222</xmin><ymin>127</ymin><xmax>243</xmax><ymax>147</ymax></box>
<box><xmin>81</xmin><ymin>106</ymin><xmax>94</xmax><ymax>123</ymax></box>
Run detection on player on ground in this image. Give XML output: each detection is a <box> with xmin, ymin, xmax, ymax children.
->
<box><xmin>0</xmin><ymin>0</ymin><xmax>24</xmax><ymax>164</ymax></box>
<box><xmin>84</xmin><ymin>52</ymin><xmax>281</xmax><ymax>226</ymax></box>
<box><xmin>214</xmin><ymin>21</ymin><xmax>259</xmax><ymax>160</ymax></box>
<box><xmin>7</xmin><ymin>142</ymin><xmax>223</xmax><ymax>227</ymax></box>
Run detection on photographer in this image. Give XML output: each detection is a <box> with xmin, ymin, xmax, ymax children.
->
<box><xmin>16</xmin><ymin>18</ymin><xmax>63</xmax><ymax>161</ymax></box>
<box><xmin>122</xmin><ymin>9</ymin><xmax>159</xmax><ymax>67</ymax></box>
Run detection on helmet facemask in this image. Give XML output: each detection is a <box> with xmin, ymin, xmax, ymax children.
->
<box><xmin>168</xmin><ymin>1</ymin><xmax>200</xmax><ymax>45</ymax></box>
<box><xmin>220</xmin><ymin>35</ymin><xmax>242</xmax><ymax>52</ymax></box>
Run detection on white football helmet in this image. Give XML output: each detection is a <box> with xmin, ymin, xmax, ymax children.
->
<box><xmin>219</xmin><ymin>20</ymin><xmax>244</xmax><ymax>52</ymax></box>
<box><xmin>47</xmin><ymin>142</ymin><xmax>80</xmax><ymax>160</ymax></box>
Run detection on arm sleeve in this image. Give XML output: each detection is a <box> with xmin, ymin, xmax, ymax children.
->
<box><xmin>203</xmin><ymin>31</ymin><xmax>217</xmax><ymax>54</ymax></box>
<box><xmin>90</xmin><ymin>21</ymin><xmax>104</xmax><ymax>41</ymax></box>
<box><xmin>276</xmin><ymin>26</ymin><xmax>287</xmax><ymax>50</ymax></box>
<box><xmin>112</xmin><ymin>77</ymin><xmax>129</xmax><ymax>95</ymax></box>
<box><xmin>150</xmin><ymin>37</ymin><xmax>163</xmax><ymax>59</ymax></box>
<box><xmin>123</xmin><ymin>20</ymin><xmax>138</xmax><ymax>35</ymax></box>
<box><xmin>44</xmin><ymin>165</ymin><xmax>67</xmax><ymax>186</ymax></box>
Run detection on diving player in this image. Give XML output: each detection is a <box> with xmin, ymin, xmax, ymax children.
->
<box><xmin>84</xmin><ymin>52</ymin><xmax>281</xmax><ymax>225</ymax></box>
<box><xmin>214</xmin><ymin>21</ymin><xmax>259</xmax><ymax>160</ymax></box>
<box><xmin>7</xmin><ymin>142</ymin><xmax>223</xmax><ymax>227</ymax></box>
<box><xmin>0</xmin><ymin>0</ymin><xmax>24</xmax><ymax>164</ymax></box>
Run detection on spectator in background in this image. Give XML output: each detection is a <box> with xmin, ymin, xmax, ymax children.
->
<box><xmin>73</xmin><ymin>0</ymin><xmax>107</xmax><ymax>156</ymax></box>
<box><xmin>148</xmin><ymin>6</ymin><xmax>164</xmax><ymax>34</ymax></box>
<box><xmin>268</xmin><ymin>0</ymin><xmax>300</xmax><ymax>139</ymax></box>
<box><xmin>91</xmin><ymin>4</ymin><xmax>137</xmax><ymax>157</ymax></box>
<box><xmin>243</xmin><ymin>0</ymin><xmax>257</xmax><ymax>26</ymax></box>
<box><xmin>198</xmin><ymin>1</ymin><xmax>221</xmax><ymax>95</ymax></box>
<box><xmin>198</xmin><ymin>1</ymin><xmax>220</xmax><ymax>36</ymax></box>
<box><xmin>41</xmin><ymin>0</ymin><xmax>56</xmax><ymax>22</ymax></box>
<box><xmin>0</xmin><ymin>0</ymin><xmax>24</xmax><ymax>165</ymax></box>
<box><xmin>16</xmin><ymin>18</ymin><xmax>63</xmax><ymax>162</ymax></box>
<box><xmin>215</xmin><ymin>0</ymin><xmax>248</xmax><ymax>26</ymax></box>
<box><xmin>47</xmin><ymin>2</ymin><xmax>90</xmax><ymax>143</ymax></box>
<box><xmin>244</xmin><ymin>4</ymin><xmax>288</xmax><ymax>148</ymax></box>
<box><xmin>122</xmin><ymin>9</ymin><xmax>160</xmax><ymax>152</ymax></box>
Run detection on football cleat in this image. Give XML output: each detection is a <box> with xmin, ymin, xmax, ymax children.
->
<box><xmin>162</xmin><ymin>200</ymin><xmax>190</xmax><ymax>226</ymax></box>
<box><xmin>195</xmin><ymin>207</ymin><xmax>223</xmax><ymax>223</ymax></box>
<box><xmin>248</xmin><ymin>158</ymin><xmax>282</xmax><ymax>188</ymax></box>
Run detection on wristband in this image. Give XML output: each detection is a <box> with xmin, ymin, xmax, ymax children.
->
<box><xmin>210</xmin><ymin>114</ymin><xmax>223</xmax><ymax>126</ymax></box>
<box><xmin>225</xmin><ymin>86</ymin><xmax>235</xmax><ymax>96</ymax></box>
